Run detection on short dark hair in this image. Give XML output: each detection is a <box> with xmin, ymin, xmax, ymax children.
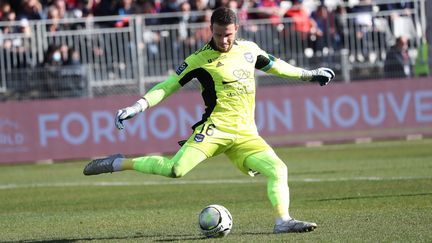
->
<box><xmin>210</xmin><ymin>7</ymin><xmax>237</xmax><ymax>26</ymax></box>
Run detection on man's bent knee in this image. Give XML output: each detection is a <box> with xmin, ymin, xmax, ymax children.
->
<box><xmin>171</xmin><ymin>165</ymin><xmax>187</xmax><ymax>178</ymax></box>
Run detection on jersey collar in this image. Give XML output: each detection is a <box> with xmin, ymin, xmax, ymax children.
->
<box><xmin>208</xmin><ymin>39</ymin><xmax>239</xmax><ymax>52</ymax></box>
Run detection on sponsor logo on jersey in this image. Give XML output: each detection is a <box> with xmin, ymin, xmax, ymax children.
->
<box><xmin>208</xmin><ymin>55</ymin><xmax>227</xmax><ymax>63</ymax></box>
<box><xmin>176</xmin><ymin>62</ymin><xmax>188</xmax><ymax>75</ymax></box>
<box><xmin>216</xmin><ymin>62</ymin><xmax>224</xmax><ymax>67</ymax></box>
<box><xmin>244</xmin><ymin>52</ymin><xmax>254</xmax><ymax>63</ymax></box>
<box><xmin>208</xmin><ymin>56</ymin><xmax>218</xmax><ymax>63</ymax></box>
<box><xmin>233</xmin><ymin>69</ymin><xmax>251</xmax><ymax>80</ymax></box>
<box><xmin>194</xmin><ymin>133</ymin><xmax>205</xmax><ymax>142</ymax></box>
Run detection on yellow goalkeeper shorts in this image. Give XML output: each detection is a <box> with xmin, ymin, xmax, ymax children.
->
<box><xmin>184</xmin><ymin>122</ymin><xmax>271</xmax><ymax>175</ymax></box>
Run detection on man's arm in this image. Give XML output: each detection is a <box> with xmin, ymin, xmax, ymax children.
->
<box><xmin>143</xmin><ymin>75</ymin><xmax>182</xmax><ymax>107</ymax></box>
<box><xmin>256</xmin><ymin>54</ymin><xmax>335</xmax><ymax>86</ymax></box>
<box><xmin>115</xmin><ymin>75</ymin><xmax>182</xmax><ymax>129</ymax></box>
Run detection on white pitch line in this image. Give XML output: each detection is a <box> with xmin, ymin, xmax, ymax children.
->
<box><xmin>0</xmin><ymin>176</ymin><xmax>431</xmax><ymax>190</ymax></box>
<box><xmin>0</xmin><ymin>179</ymin><xmax>265</xmax><ymax>190</ymax></box>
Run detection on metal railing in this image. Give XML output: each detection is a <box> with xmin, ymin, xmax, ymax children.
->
<box><xmin>0</xmin><ymin>0</ymin><xmax>428</xmax><ymax>100</ymax></box>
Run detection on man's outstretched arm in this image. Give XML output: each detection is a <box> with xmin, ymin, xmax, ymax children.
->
<box><xmin>256</xmin><ymin>54</ymin><xmax>335</xmax><ymax>86</ymax></box>
<box><xmin>115</xmin><ymin>75</ymin><xmax>182</xmax><ymax>129</ymax></box>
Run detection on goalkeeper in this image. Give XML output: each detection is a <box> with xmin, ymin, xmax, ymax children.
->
<box><xmin>83</xmin><ymin>7</ymin><xmax>334</xmax><ymax>234</ymax></box>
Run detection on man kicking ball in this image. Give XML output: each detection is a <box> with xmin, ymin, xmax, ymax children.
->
<box><xmin>84</xmin><ymin>7</ymin><xmax>334</xmax><ymax>234</ymax></box>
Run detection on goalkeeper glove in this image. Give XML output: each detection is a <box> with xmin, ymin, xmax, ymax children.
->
<box><xmin>301</xmin><ymin>67</ymin><xmax>335</xmax><ymax>86</ymax></box>
<box><xmin>115</xmin><ymin>98</ymin><xmax>148</xmax><ymax>130</ymax></box>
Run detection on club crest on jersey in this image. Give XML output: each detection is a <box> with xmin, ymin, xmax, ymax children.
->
<box><xmin>194</xmin><ymin>134</ymin><xmax>205</xmax><ymax>142</ymax></box>
<box><xmin>176</xmin><ymin>62</ymin><xmax>188</xmax><ymax>75</ymax></box>
<box><xmin>244</xmin><ymin>52</ymin><xmax>253</xmax><ymax>63</ymax></box>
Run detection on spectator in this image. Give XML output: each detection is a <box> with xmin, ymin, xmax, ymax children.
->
<box><xmin>413</xmin><ymin>37</ymin><xmax>430</xmax><ymax>77</ymax></box>
<box><xmin>50</xmin><ymin>0</ymin><xmax>76</xmax><ymax>19</ymax></box>
<box><xmin>63</xmin><ymin>0</ymin><xmax>80</xmax><ymax>10</ymax></box>
<box><xmin>252</xmin><ymin>0</ymin><xmax>282</xmax><ymax>26</ymax></box>
<box><xmin>1</xmin><ymin>9</ymin><xmax>31</xmax><ymax>58</ymax></box>
<box><xmin>227</xmin><ymin>0</ymin><xmax>238</xmax><ymax>11</ymax></box>
<box><xmin>384</xmin><ymin>36</ymin><xmax>412</xmax><ymax>78</ymax></box>
<box><xmin>93</xmin><ymin>0</ymin><xmax>115</xmax><ymax>17</ymax></box>
<box><xmin>58</xmin><ymin>43</ymin><xmax>70</xmax><ymax>63</ymax></box>
<box><xmin>331</xmin><ymin>4</ymin><xmax>347</xmax><ymax>50</ymax></box>
<box><xmin>141</xmin><ymin>0</ymin><xmax>161</xmax><ymax>74</ymax></box>
<box><xmin>378</xmin><ymin>1</ymin><xmax>416</xmax><ymax>43</ymax></box>
<box><xmin>242</xmin><ymin>0</ymin><xmax>283</xmax><ymax>53</ymax></box>
<box><xmin>1</xmin><ymin>3</ymin><xmax>18</xmax><ymax>35</ymax></box>
<box><xmin>348</xmin><ymin>0</ymin><xmax>374</xmax><ymax>62</ymax></box>
<box><xmin>192</xmin><ymin>9</ymin><xmax>212</xmax><ymax>47</ymax></box>
<box><xmin>310</xmin><ymin>4</ymin><xmax>328</xmax><ymax>55</ymax></box>
<box><xmin>189</xmin><ymin>0</ymin><xmax>210</xmax><ymax>23</ymax></box>
<box><xmin>74</xmin><ymin>0</ymin><xmax>96</xmax><ymax>17</ymax></box>
<box><xmin>0</xmin><ymin>1</ymin><xmax>12</xmax><ymax>20</ymax></box>
<box><xmin>176</xmin><ymin>1</ymin><xmax>195</xmax><ymax>60</ymax></box>
<box><xmin>46</xmin><ymin>5</ymin><xmax>62</xmax><ymax>32</ymax></box>
<box><xmin>43</xmin><ymin>44</ymin><xmax>63</xmax><ymax>66</ymax></box>
<box><xmin>41</xmin><ymin>44</ymin><xmax>86</xmax><ymax>98</ymax></box>
<box><xmin>284</xmin><ymin>0</ymin><xmax>316</xmax><ymax>35</ymax></box>
<box><xmin>178</xmin><ymin>1</ymin><xmax>192</xmax><ymax>40</ymax></box>
<box><xmin>284</xmin><ymin>0</ymin><xmax>318</xmax><ymax>54</ymax></box>
<box><xmin>159</xmin><ymin>0</ymin><xmax>180</xmax><ymax>24</ymax></box>
<box><xmin>18</xmin><ymin>0</ymin><xmax>44</xmax><ymax>20</ymax></box>
<box><xmin>61</xmin><ymin>46</ymin><xmax>87</xmax><ymax>97</ymax></box>
<box><xmin>37</xmin><ymin>44</ymin><xmax>62</xmax><ymax>98</ymax></box>
<box><xmin>379</xmin><ymin>1</ymin><xmax>413</xmax><ymax>19</ymax></box>
<box><xmin>142</xmin><ymin>0</ymin><xmax>160</xmax><ymax>25</ymax></box>
<box><xmin>64</xmin><ymin>46</ymin><xmax>81</xmax><ymax>65</ymax></box>
<box><xmin>114</xmin><ymin>0</ymin><xmax>140</xmax><ymax>27</ymax></box>
<box><xmin>214</xmin><ymin>0</ymin><xmax>230</xmax><ymax>9</ymax></box>
<box><xmin>1</xmin><ymin>19</ymin><xmax>34</xmax><ymax>68</ymax></box>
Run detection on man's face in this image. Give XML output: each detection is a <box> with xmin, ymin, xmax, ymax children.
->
<box><xmin>210</xmin><ymin>23</ymin><xmax>238</xmax><ymax>52</ymax></box>
<box><xmin>398</xmin><ymin>37</ymin><xmax>409</xmax><ymax>51</ymax></box>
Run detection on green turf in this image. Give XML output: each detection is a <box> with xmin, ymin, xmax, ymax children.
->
<box><xmin>0</xmin><ymin>139</ymin><xmax>431</xmax><ymax>242</ymax></box>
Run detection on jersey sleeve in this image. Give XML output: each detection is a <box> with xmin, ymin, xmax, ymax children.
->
<box><xmin>252</xmin><ymin>42</ymin><xmax>305</xmax><ymax>80</ymax></box>
<box><xmin>252</xmin><ymin>42</ymin><xmax>274</xmax><ymax>71</ymax></box>
<box><xmin>143</xmin><ymin>75</ymin><xmax>181</xmax><ymax>107</ymax></box>
<box><xmin>143</xmin><ymin>56</ymin><xmax>198</xmax><ymax>107</ymax></box>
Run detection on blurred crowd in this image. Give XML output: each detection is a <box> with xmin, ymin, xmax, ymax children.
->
<box><xmin>1</xmin><ymin>0</ymin><xmax>420</xmax><ymax>62</ymax></box>
<box><xmin>0</xmin><ymin>0</ymin><xmax>416</xmax><ymax>21</ymax></box>
<box><xmin>0</xmin><ymin>0</ymin><xmax>428</xmax><ymax>100</ymax></box>
<box><xmin>0</xmin><ymin>0</ymin><xmax>417</xmax><ymax>33</ymax></box>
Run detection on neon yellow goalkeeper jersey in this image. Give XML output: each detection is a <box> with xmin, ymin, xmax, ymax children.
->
<box><xmin>144</xmin><ymin>39</ymin><xmax>276</xmax><ymax>135</ymax></box>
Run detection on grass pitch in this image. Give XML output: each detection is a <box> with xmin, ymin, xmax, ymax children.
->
<box><xmin>0</xmin><ymin>139</ymin><xmax>431</xmax><ymax>242</ymax></box>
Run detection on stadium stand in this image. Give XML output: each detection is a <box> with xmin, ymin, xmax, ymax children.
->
<box><xmin>0</xmin><ymin>0</ymin><xmax>429</xmax><ymax>100</ymax></box>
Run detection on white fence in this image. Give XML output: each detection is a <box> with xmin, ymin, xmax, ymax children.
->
<box><xmin>0</xmin><ymin>0</ymin><xmax>428</xmax><ymax>100</ymax></box>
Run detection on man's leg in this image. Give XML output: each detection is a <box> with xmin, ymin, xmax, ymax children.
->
<box><xmin>244</xmin><ymin>150</ymin><xmax>290</xmax><ymax>219</ymax></box>
<box><xmin>83</xmin><ymin>145</ymin><xmax>208</xmax><ymax>178</ymax></box>
<box><xmin>130</xmin><ymin>146</ymin><xmax>208</xmax><ymax>178</ymax></box>
<box><xmin>244</xmin><ymin>149</ymin><xmax>317</xmax><ymax>233</ymax></box>
<box><xmin>84</xmin><ymin>122</ymin><xmax>231</xmax><ymax>177</ymax></box>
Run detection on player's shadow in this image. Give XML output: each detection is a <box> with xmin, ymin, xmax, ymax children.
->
<box><xmin>14</xmin><ymin>233</ymin><xmax>204</xmax><ymax>243</ymax></box>
<box><xmin>152</xmin><ymin>234</ymin><xmax>207</xmax><ymax>242</ymax></box>
<box><xmin>15</xmin><ymin>231</ymin><xmax>274</xmax><ymax>243</ymax></box>
<box><xmin>155</xmin><ymin>232</ymin><xmax>273</xmax><ymax>242</ymax></box>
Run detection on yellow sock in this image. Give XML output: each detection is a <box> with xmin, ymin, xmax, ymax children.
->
<box><xmin>120</xmin><ymin>158</ymin><xmax>135</xmax><ymax>170</ymax></box>
<box><xmin>275</xmin><ymin>204</ymin><xmax>291</xmax><ymax>220</ymax></box>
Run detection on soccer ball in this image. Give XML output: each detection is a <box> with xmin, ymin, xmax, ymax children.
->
<box><xmin>198</xmin><ymin>204</ymin><xmax>233</xmax><ymax>238</ymax></box>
